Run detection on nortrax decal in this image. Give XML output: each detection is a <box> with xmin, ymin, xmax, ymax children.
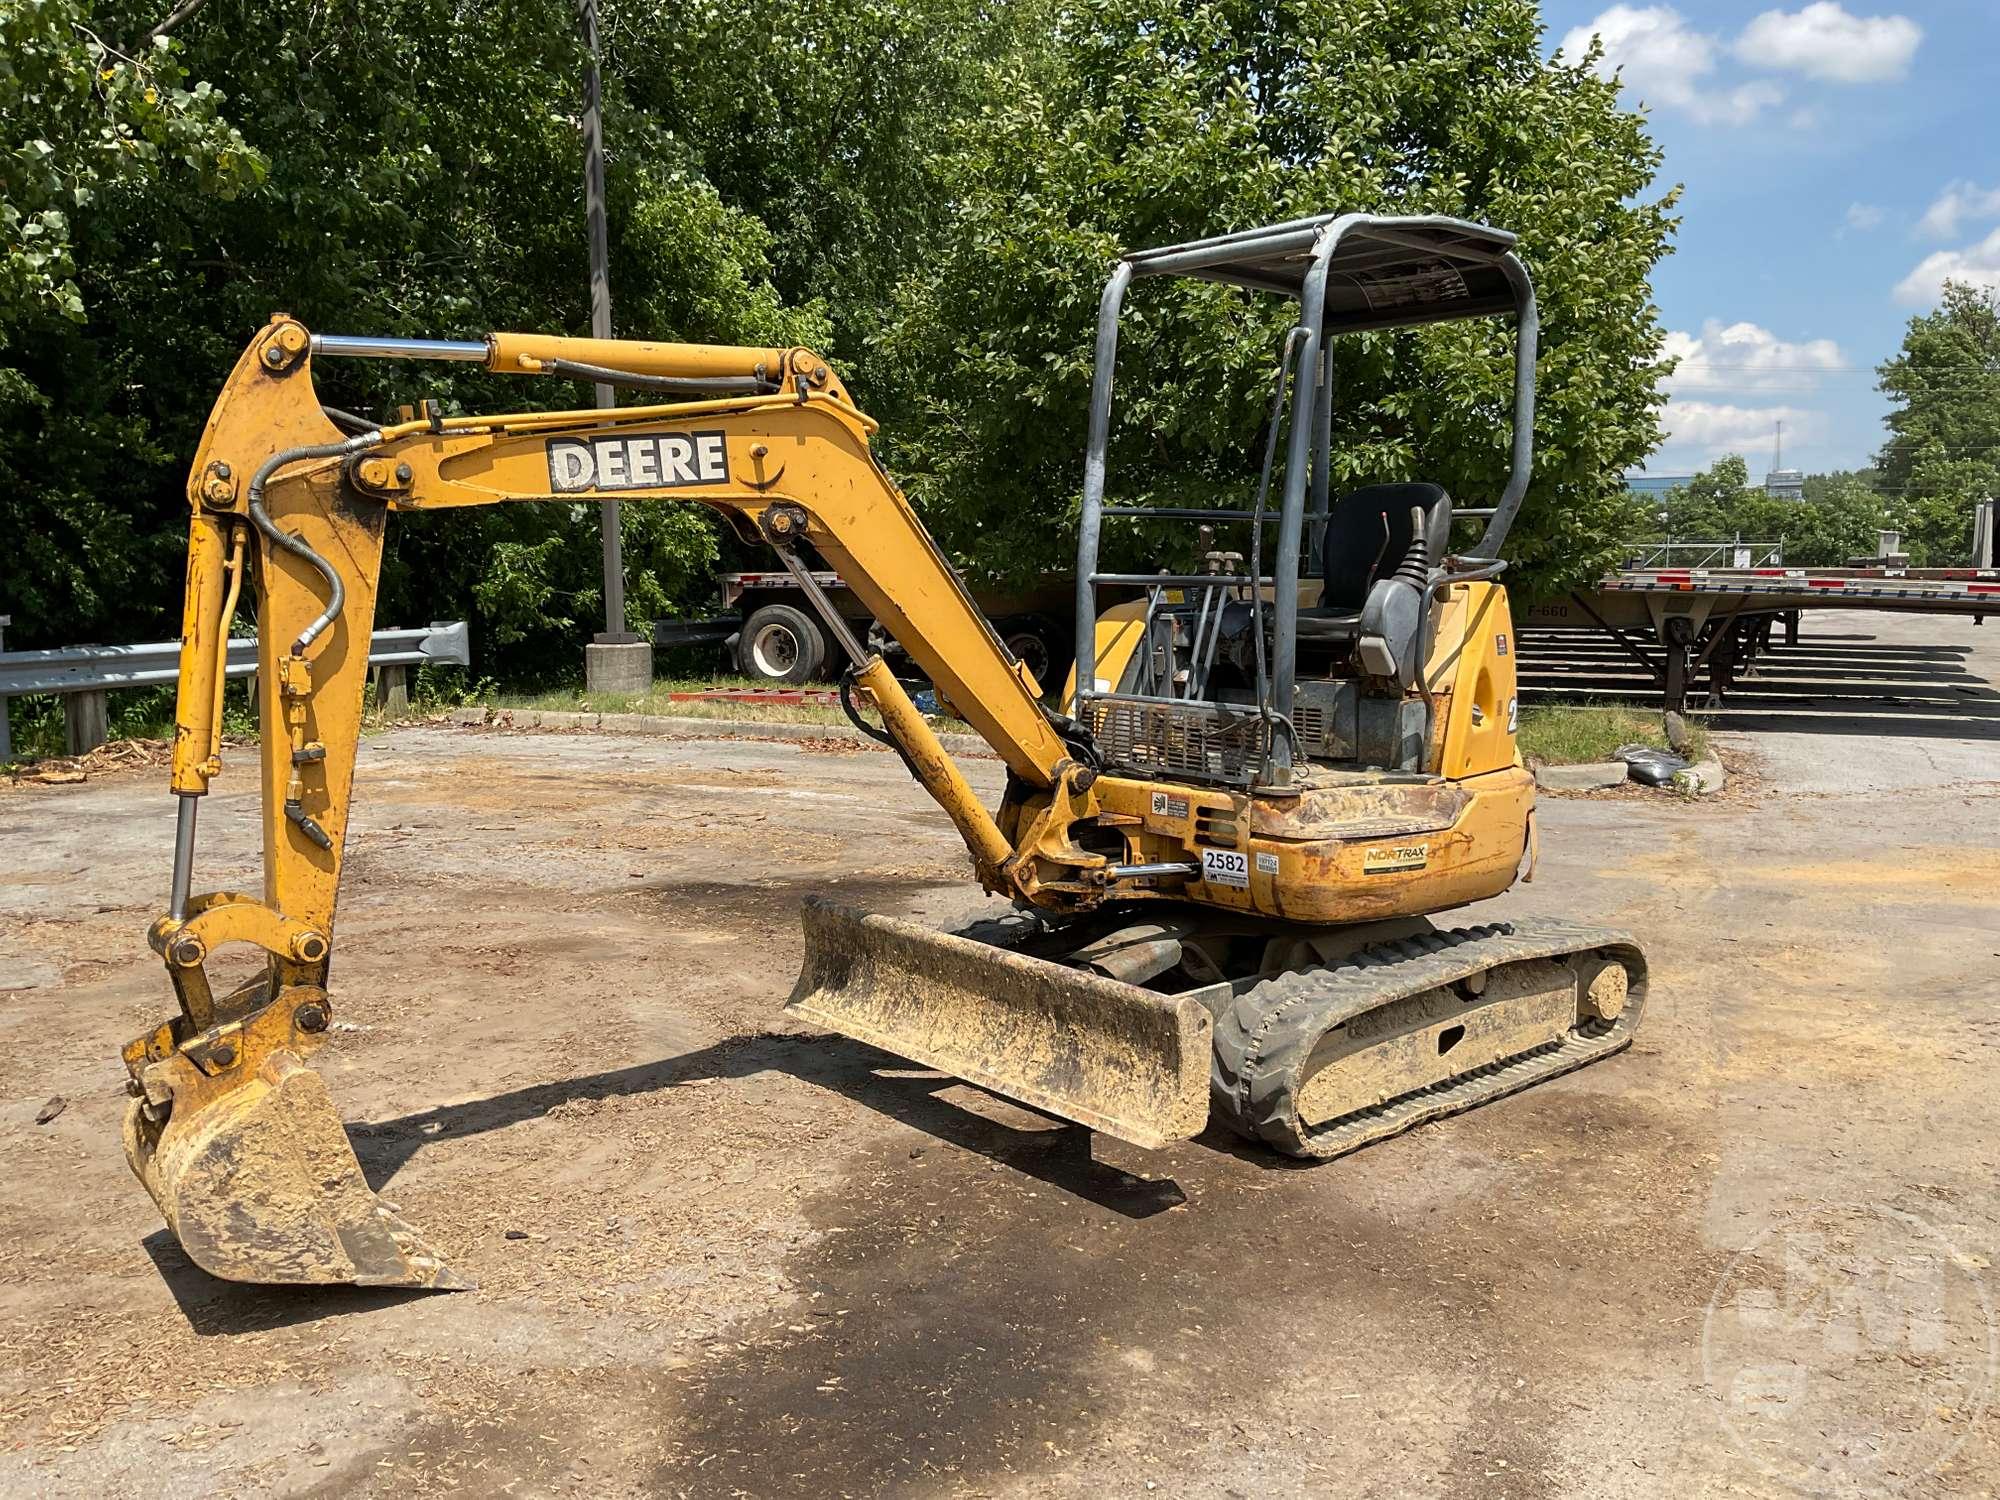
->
<box><xmin>546</xmin><ymin>431</ymin><xmax>729</xmax><ymax>493</ymax></box>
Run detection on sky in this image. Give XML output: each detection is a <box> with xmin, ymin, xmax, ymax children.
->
<box><xmin>1536</xmin><ymin>1</ymin><xmax>1999</xmax><ymax>480</ymax></box>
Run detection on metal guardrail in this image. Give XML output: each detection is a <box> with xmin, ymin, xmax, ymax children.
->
<box><xmin>0</xmin><ymin>621</ymin><xmax>470</xmax><ymax>760</ymax></box>
<box><xmin>1627</xmin><ymin>540</ymin><xmax>1784</xmax><ymax>570</ymax></box>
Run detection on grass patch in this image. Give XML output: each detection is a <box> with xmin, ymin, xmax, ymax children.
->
<box><xmin>1516</xmin><ymin>700</ymin><xmax>1706</xmax><ymax>767</ymax></box>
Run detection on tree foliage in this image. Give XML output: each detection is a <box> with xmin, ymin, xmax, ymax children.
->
<box><xmin>1876</xmin><ymin>281</ymin><xmax>2000</xmax><ymax>566</ymax></box>
<box><xmin>1631</xmin><ymin>455</ymin><xmax>1892</xmax><ymax>568</ymax></box>
<box><xmin>0</xmin><ymin>0</ymin><xmax>1677</xmax><ymax>678</ymax></box>
<box><xmin>0</xmin><ymin>0</ymin><xmax>260</xmax><ymax>327</ymax></box>
<box><xmin>869</xmin><ymin>0</ymin><xmax>1678</xmax><ymax>599</ymax></box>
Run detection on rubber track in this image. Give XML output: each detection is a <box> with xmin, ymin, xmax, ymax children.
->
<box><xmin>1210</xmin><ymin>919</ymin><xmax>1648</xmax><ymax>1159</ymax></box>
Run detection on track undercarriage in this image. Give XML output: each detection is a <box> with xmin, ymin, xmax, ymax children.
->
<box><xmin>790</xmin><ymin>899</ymin><xmax>1646</xmax><ymax>1157</ymax></box>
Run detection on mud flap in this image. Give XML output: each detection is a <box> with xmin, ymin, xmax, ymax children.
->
<box><xmin>787</xmin><ymin>898</ymin><xmax>1212</xmax><ymax>1149</ymax></box>
<box><xmin>124</xmin><ymin>1047</ymin><xmax>470</xmax><ymax>1290</ymax></box>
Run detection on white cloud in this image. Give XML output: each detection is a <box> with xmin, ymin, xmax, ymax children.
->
<box><xmin>1844</xmin><ymin>202</ymin><xmax>1884</xmax><ymax>232</ymax></box>
<box><xmin>1654</xmin><ymin>320</ymin><xmax>1841</xmax><ymax>468</ymax></box>
<box><xmin>1657</xmin><ymin>401</ymin><xmax>1822</xmax><ymax>466</ymax></box>
<box><xmin>1735</xmin><ymin>3</ymin><xmax>1922</xmax><ymax>84</ymax></box>
<box><xmin>1560</xmin><ymin>6</ymin><xmax>1786</xmax><ymax>126</ymax></box>
<box><xmin>1663</xmin><ymin>320</ymin><xmax>1845</xmax><ymax>395</ymax></box>
<box><xmin>1894</xmin><ymin>226</ymin><xmax>2000</xmax><ymax>305</ymax></box>
<box><xmin>1915</xmin><ymin>181</ymin><xmax>2000</xmax><ymax>241</ymax></box>
<box><xmin>1562</xmin><ymin>4</ymin><xmax>1919</xmax><ymax>128</ymax></box>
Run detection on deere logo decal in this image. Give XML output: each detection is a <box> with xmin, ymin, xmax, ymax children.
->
<box><xmin>546</xmin><ymin>431</ymin><xmax>729</xmax><ymax>493</ymax></box>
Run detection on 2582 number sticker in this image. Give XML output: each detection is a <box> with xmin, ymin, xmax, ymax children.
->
<box><xmin>1201</xmin><ymin>847</ymin><xmax>1250</xmax><ymax>889</ymax></box>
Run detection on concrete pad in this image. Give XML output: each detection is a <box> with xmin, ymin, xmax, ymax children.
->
<box><xmin>1534</xmin><ymin>759</ymin><xmax>1628</xmax><ymax>790</ymax></box>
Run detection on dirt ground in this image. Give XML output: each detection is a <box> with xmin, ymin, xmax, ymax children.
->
<box><xmin>2</xmin><ymin>609</ymin><xmax>1996</xmax><ymax>1499</ymax></box>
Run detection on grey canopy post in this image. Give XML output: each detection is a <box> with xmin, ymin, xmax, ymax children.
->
<box><xmin>1470</xmin><ymin>253</ymin><xmax>1539</xmax><ymax>559</ymax></box>
<box><xmin>1074</xmin><ymin>261</ymin><xmax>1134</xmax><ymax>700</ymax></box>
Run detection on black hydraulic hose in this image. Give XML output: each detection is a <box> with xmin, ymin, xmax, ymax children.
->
<box><xmin>543</xmin><ymin>358</ymin><xmax>779</xmax><ymax>397</ymax></box>
<box><xmin>246</xmin><ymin>431</ymin><xmax>383</xmax><ymax>655</ymax></box>
<box><xmin>319</xmin><ymin>404</ymin><xmax>379</xmax><ymax>434</ymax></box>
<box><xmin>839</xmin><ymin>668</ymin><xmax>898</xmax><ymax>749</ymax></box>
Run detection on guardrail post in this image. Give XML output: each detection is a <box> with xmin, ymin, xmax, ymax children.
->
<box><xmin>64</xmin><ymin>690</ymin><xmax>109</xmax><ymax>756</ymax></box>
<box><xmin>375</xmin><ymin>664</ymin><xmax>410</xmax><ymax>717</ymax></box>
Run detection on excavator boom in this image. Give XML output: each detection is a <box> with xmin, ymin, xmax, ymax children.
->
<box><xmin>124</xmin><ymin>317</ymin><xmax>1200</xmax><ymax>1288</ymax></box>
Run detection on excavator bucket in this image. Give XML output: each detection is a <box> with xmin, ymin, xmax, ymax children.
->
<box><xmin>124</xmin><ymin>1047</ymin><xmax>469</xmax><ymax>1290</ymax></box>
<box><xmin>787</xmin><ymin>898</ymin><xmax>1212</xmax><ymax>1148</ymax></box>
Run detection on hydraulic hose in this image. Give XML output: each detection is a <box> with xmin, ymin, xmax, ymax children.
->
<box><xmin>319</xmin><ymin>405</ymin><xmax>379</xmax><ymax>434</ymax></box>
<box><xmin>245</xmin><ymin>431</ymin><xmax>383</xmax><ymax>656</ymax></box>
<box><xmin>543</xmin><ymin>358</ymin><xmax>778</xmax><ymax>397</ymax></box>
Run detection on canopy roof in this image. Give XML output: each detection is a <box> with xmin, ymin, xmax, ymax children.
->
<box><xmin>1123</xmin><ymin>214</ymin><xmax>1523</xmax><ymax>333</ymax></box>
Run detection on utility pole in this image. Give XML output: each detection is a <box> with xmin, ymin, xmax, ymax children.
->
<box><xmin>578</xmin><ymin>0</ymin><xmax>652</xmax><ymax>693</ymax></box>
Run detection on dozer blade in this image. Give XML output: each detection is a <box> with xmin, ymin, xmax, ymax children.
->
<box><xmin>124</xmin><ymin>1046</ymin><xmax>470</xmax><ymax>1290</ymax></box>
<box><xmin>787</xmin><ymin>897</ymin><xmax>1212</xmax><ymax>1149</ymax></box>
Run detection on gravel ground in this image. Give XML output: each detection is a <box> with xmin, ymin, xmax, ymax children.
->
<box><xmin>0</xmin><ymin>611</ymin><xmax>1995</xmax><ymax>1499</ymax></box>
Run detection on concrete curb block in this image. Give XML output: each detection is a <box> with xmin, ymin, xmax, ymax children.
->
<box><xmin>448</xmin><ymin>704</ymin><xmax>995</xmax><ymax>759</ymax></box>
<box><xmin>1533</xmin><ymin>760</ymin><xmax>1628</xmax><ymax>792</ymax></box>
<box><xmin>1679</xmin><ymin>756</ymin><xmax>1727</xmax><ymax>796</ymax></box>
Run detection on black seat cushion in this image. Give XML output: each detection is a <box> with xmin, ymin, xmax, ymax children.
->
<box><xmin>1319</xmin><ymin>482</ymin><xmax>1451</xmax><ymax>611</ymax></box>
<box><xmin>1295</xmin><ymin>609</ymin><xmax>1364</xmax><ymax>640</ymax></box>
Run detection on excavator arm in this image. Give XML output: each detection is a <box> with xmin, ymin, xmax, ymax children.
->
<box><xmin>124</xmin><ymin>316</ymin><xmax>1199</xmax><ymax>1290</ymax></box>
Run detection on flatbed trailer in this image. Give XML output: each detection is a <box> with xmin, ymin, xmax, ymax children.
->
<box><xmin>1521</xmin><ymin>565</ymin><xmax>1998</xmax><ymax>713</ymax></box>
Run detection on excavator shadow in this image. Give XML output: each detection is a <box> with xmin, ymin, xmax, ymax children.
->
<box><xmin>346</xmin><ymin>1031</ymin><xmax>1187</xmax><ymax>1222</ymax></box>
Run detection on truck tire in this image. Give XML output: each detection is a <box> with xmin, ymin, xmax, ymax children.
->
<box><xmin>737</xmin><ymin>601</ymin><xmax>827</xmax><ymax>684</ymax></box>
<box><xmin>998</xmin><ymin>615</ymin><xmax>1071</xmax><ymax>695</ymax></box>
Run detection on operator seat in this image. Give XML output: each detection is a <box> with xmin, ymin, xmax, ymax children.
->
<box><xmin>1297</xmin><ymin>482</ymin><xmax>1452</xmax><ymax>688</ymax></box>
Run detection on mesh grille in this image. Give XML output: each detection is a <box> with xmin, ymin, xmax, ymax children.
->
<box><xmin>1084</xmin><ymin>699</ymin><xmax>1270</xmax><ymax>783</ymax></box>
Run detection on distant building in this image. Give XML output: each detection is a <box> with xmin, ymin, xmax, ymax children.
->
<box><xmin>1764</xmin><ymin>468</ymin><xmax>1805</xmax><ymax>501</ymax></box>
<box><xmin>1623</xmin><ymin>474</ymin><xmax>1691</xmax><ymax>498</ymax></box>
<box><xmin>1625</xmin><ymin>470</ymin><xmax>1806</xmax><ymax>500</ymax></box>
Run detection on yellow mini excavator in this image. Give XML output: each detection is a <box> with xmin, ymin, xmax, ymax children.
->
<box><xmin>123</xmin><ymin>214</ymin><xmax>1646</xmax><ymax>1289</ymax></box>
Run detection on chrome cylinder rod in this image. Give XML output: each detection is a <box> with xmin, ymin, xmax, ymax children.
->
<box><xmin>308</xmin><ymin>334</ymin><xmax>489</xmax><ymax>362</ymax></box>
<box><xmin>1105</xmin><ymin>862</ymin><xmax>1198</xmax><ymax>880</ymax></box>
<box><xmin>169</xmin><ymin>793</ymin><xmax>199</xmax><ymax>920</ymax></box>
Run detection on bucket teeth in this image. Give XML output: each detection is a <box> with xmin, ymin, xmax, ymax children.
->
<box><xmin>125</xmin><ymin>1047</ymin><xmax>472</xmax><ymax>1291</ymax></box>
<box><xmin>788</xmin><ymin>897</ymin><xmax>1212</xmax><ymax>1149</ymax></box>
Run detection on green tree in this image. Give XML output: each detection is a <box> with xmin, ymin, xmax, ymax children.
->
<box><xmin>609</xmin><ymin>0</ymin><xmax>1019</xmax><ymax>363</ymax></box>
<box><xmin>869</xmin><ymin>0</ymin><xmax>1678</xmax><ymax>598</ymax></box>
<box><xmin>1877</xmin><ymin>281</ymin><xmax>2000</xmax><ymax>566</ymax></box>
<box><xmin>1637</xmin><ymin>455</ymin><xmax>1892</xmax><ymax>567</ymax></box>
<box><xmin>0</xmin><ymin>0</ymin><xmax>849</xmax><ymax>673</ymax></box>
<box><xmin>0</xmin><ymin>0</ymin><xmax>261</xmax><ymax>328</ymax></box>
<box><xmin>0</xmin><ymin>0</ymin><xmax>262</xmax><ymax>642</ymax></box>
